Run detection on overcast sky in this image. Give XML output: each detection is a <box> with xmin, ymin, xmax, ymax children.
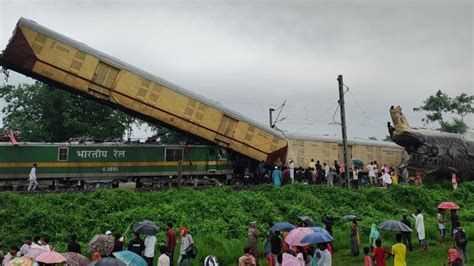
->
<box><xmin>1</xmin><ymin>0</ymin><xmax>472</xmax><ymax>140</ymax></box>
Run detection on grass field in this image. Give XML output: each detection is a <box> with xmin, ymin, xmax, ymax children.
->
<box><xmin>0</xmin><ymin>181</ymin><xmax>472</xmax><ymax>265</ymax></box>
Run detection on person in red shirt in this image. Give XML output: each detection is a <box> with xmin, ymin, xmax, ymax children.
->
<box><xmin>166</xmin><ymin>222</ymin><xmax>177</xmax><ymax>266</ymax></box>
<box><xmin>372</xmin><ymin>239</ymin><xmax>389</xmax><ymax>266</ymax></box>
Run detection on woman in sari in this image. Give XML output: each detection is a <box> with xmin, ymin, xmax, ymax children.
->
<box><xmin>350</xmin><ymin>219</ymin><xmax>360</xmax><ymax>256</ymax></box>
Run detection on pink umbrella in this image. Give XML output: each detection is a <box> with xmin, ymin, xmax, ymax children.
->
<box><xmin>25</xmin><ymin>247</ymin><xmax>48</xmax><ymax>259</ymax></box>
<box><xmin>438</xmin><ymin>202</ymin><xmax>460</xmax><ymax>209</ymax></box>
<box><xmin>284</xmin><ymin>227</ymin><xmax>314</xmax><ymax>246</ymax></box>
<box><xmin>35</xmin><ymin>251</ymin><xmax>67</xmax><ymax>264</ymax></box>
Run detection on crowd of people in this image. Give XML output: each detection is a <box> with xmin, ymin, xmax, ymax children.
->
<box><xmin>263</xmin><ymin>158</ymin><xmax>460</xmax><ymax>191</ymax></box>
<box><xmin>0</xmin><ymin>209</ymin><xmax>469</xmax><ymax>266</ymax></box>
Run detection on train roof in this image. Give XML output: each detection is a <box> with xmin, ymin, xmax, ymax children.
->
<box><xmin>15</xmin><ymin>17</ymin><xmax>286</xmax><ymax>140</ymax></box>
<box><xmin>286</xmin><ymin>133</ymin><xmax>402</xmax><ymax>148</ymax></box>
<box><xmin>0</xmin><ymin>142</ymin><xmax>218</xmax><ymax>148</ymax></box>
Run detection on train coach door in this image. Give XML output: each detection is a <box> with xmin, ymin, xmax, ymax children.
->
<box><xmin>88</xmin><ymin>61</ymin><xmax>119</xmax><ymax>100</ymax></box>
<box><xmin>215</xmin><ymin>114</ymin><xmax>238</xmax><ymax>147</ymax></box>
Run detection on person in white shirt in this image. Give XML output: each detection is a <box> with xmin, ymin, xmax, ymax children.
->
<box><xmin>382</xmin><ymin>170</ymin><xmax>392</xmax><ymax>188</ymax></box>
<box><xmin>367</xmin><ymin>162</ymin><xmax>376</xmax><ymax>185</ymax></box>
<box><xmin>316</xmin><ymin>243</ymin><xmax>332</xmax><ymax>266</ymax></box>
<box><xmin>412</xmin><ymin>209</ymin><xmax>427</xmax><ymax>250</ymax></box>
<box><xmin>289</xmin><ymin>160</ymin><xmax>295</xmax><ymax>184</ymax></box>
<box><xmin>27</xmin><ymin>163</ymin><xmax>38</xmax><ymax>192</ymax></box>
<box><xmin>178</xmin><ymin>227</ymin><xmax>194</xmax><ymax>266</ymax></box>
<box><xmin>324</xmin><ymin>163</ymin><xmax>330</xmax><ymax>179</ymax></box>
<box><xmin>144</xmin><ymin>234</ymin><xmax>157</xmax><ymax>266</ymax></box>
<box><xmin>19</xmin><ymin>237</ymin><xmax>32</xmax><ymax>256</ymax></box>
<box><xmin>437</xmin><ymin>208</ymin><xmax>446</xmax><ymax>246</ymax></box>
<box><xmin>157</xmin><ymin>245</ymin><xmax>170</xmax><ymax>266</ymax></box>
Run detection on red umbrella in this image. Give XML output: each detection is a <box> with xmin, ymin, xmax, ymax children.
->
<box><xmin>35</xmin><ymin>251</ymin><xmax>67</xmax><ymax>264</ymax></box>
<box><xmin>438</xmin><ymin>202</ymin><xmax>460</xmax><ymax>209</ymax></box>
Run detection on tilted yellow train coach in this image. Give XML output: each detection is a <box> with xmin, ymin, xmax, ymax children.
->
<box><xmin>0</xmin><ymin>18</ymin><xmax>288</xmax><ymax>164</ymax></box>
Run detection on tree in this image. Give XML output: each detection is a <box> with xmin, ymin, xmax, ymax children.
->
<box><xmin>147</xmin><ymin>124</ymin><xmax>189</xmax><ymax>144</ymax></box>
<box><xmin>413</xmin><ymin>90</ymin><xmax>473</xmax><ymax>134</ymax></box>
<box><xmin>0</xmin><ymin>82</ymin><xmax>135</xmax><ymax>142</ymax></box>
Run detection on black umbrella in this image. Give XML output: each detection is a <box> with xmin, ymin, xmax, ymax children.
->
<box><xmin>377</xmin><ymin>220</ymin><xmax>413</xmax><ymax>232</ymax></box>
<box><xmin>343</xmin><ymin>215</ymin><xmax>362</xmax><ymax>221</ymax></box>
<box><xmin>88</xmin><ymin>257</ymin><xmax>126</xmax><ymax>266</ymax></box>
<box><xmin>447</xmin><ymin>166</ymin><xmax>458</xmax><ymax>173</ymax></box>
<box><xmin>133</xmin><ymin>220</ymin><xmax>159</xmax><ymax>235</ymax></box>
<box><xmin>299</xmin><ymin>215</ymin><xmax>316</xmax><ymax>227</ymax></box>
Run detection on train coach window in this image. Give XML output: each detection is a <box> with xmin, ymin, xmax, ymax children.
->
<box><xmin>165</xmin><ymin>148</ymin><xmax>183</xmax><ymax>162</ymax></box>
<box><xmin>58</xmin><ymin>147</ymin><xmax>69</xmax><ymax>161</ymax></box>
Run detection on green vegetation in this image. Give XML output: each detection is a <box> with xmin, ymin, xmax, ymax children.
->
<box><xmin>0</xmin><ymin>183</ymin><xmax>472</xmax><ymax>265</ymax></box>
<box><xmin>413</xmin><ymin>90</ymin><xmax>473</xmax><ymax>134</ymax></box>
<box><xmin>0</xmin><ymin>82</ymin><xmax>136</xmax><ymax>141</ymax></box>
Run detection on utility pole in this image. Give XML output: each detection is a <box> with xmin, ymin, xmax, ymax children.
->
<box><xmin>269</xmin><ymin>108</ymin><xmax>275</xmax><ymax>128</ymax></box>
<box><xmin>338</xmin><ymin>75</ymin><xmax>350</xmax><ymax>188</ymax></box>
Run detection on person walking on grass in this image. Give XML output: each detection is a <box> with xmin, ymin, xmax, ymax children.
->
<box><xmin>369</xmin><ymin>224</ymin><xmax>381</xmax><ymax>252</ymax></box>
<box><xmin>445</xmin><ymin>247</ymin><xmax>463</xmax><ymax>266</ymax></box>
<box><xmin>144</xmin><ymin>233</ymin><xmax>157</xmax><ymax>266</ymax></box>
<box><xmin>412</xmin><ymin>209</ymin><xmax>427</xmax><ymax>250</ymax></box>
<box><xmin>166</xmin><ymin>222</ymin><xmax>177</xmax><ymax>266</ymax></box>
<box><xmin>363</xmin><ymin>247</ymin><xmax>372</xmax><ymax>266</ymax></box>
<box><xmin>453</xmin><ymin>222</ymin><xmax>468</xmax><ymax>264</ymax></box>
<box><xmin>350</xmin><ymin>219</ymin><xmax>360</xmax><ymax>256</ymax></box>
<box><xmin>178</xmin><ymin>227</ymin><xmax>194</xmax><ymax>266</ymax></box>
<box><xmin>450</xmin><ymin>209</ymin><xmax>459</xmax><ymax>237</ymax></box>
<box><xmin>372</xmin><ymin>239</ymin><xmax>388</xmax><ymax>266</ymax></box>
<box><xmin>391</xmin><ymin>233</ymin><xmax>407</xmax><ymax>266</ymax></box>
<box><xmin>158</xmin><ymin>245</ymin><xmax>170</xmax><ymax>266</ymax></box>
<box><xmin>128</xmin><ymin>232</ymin><xmax>145</xmax><ymax>256</ymax></box>
<box><xmin>401</xmin><ymin>215</ymin><xmax>413</xmax><ymax>251</ymax></box>
<box><xmin>438</xmin><ymin>208</ymin><xmax>446</xmax><ymax>247</ymax></box>
<box><xmin>247</xmin><ymin>221</ymin><xmax>260</xmax><ymax>266</ymax></box>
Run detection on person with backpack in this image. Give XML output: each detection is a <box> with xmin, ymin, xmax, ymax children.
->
<box><xmin>453</xmin><ymin>222</ymin><xmax>468</xmax><ymax>263</ymax></box>
<box><xmin>239</xmin><ymin>246</ymin><xmax>256</xmax><ymax>266</ymax></box>
<box><xmin>178</xmin><ymin>227</ymin><xmax>195</xmax><ymax>266</ymax></box>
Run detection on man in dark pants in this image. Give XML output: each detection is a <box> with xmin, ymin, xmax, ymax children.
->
<box><xmin>166</xmin><ymin>222</ymin><xmax>177</xmax><ymax>266</ymax></box>
<box><xmin>451</xmin><ymin>209</ymin><xmax>459</xmax><ymax>236</ymax></box>
<box><xmin>401</xmin><ymin>215</ymin><xmax>413</xmax><ymax>251</ymax></box>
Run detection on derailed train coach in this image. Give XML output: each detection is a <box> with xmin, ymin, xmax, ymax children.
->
<box><xmin>286</xmin><ymin>134</ymin><xmax>406</xmax><ymax>169</ymax></box>
<box><xmin>0</xmin><ymin>18</ymin><xmax>288</xmax><ymax>169</ymax></box>
<box><xmin>0</xmin><ymin>142</ymin><xmax>233</xmax><ymax>190</ymax></box>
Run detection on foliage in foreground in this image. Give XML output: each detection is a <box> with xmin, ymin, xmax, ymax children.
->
<box><xmin>0</xmin><ymin>183</ymin><xmax>473</xmax><ymax>265</ymax></box>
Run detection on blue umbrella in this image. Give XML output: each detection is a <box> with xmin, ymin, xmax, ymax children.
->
<box><xmin>113</xmin><ymin>250</ymin><xmax>147</xmax><ymax>266</ymax></box>
<box><xmin>271</xmin><ymin>222</ymin><xmax>295</xmax><ymax>232</ymax></box>
<box><xmin>309</xmin><ymin>226</ymin><xmax>332</xmax><ymax>236</ymax></box>
<box><xmin>300</xmin><ymin>230</ymin><xmax>334</xmax><ymax>244</ymax></box>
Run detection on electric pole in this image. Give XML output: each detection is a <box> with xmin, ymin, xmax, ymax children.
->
<box><xmin>338</xmin><ymin>75</ymin><xmax>350</xmax><ymax>188</ymax></box>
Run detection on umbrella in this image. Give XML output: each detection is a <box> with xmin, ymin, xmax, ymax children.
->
<box><xmin>36</xmin><ymin>251</ymin><xmax>67</xmax><ymax>264</ymax></box>
<box><xmin>25</xmin><ymin>247</ymin><xmax>48</xmax><ymax>259</ymax></box>
<box><xmin>271</xmin><ymin>222</ymin><xmax>295</xmax><ymax>232</ymax></box>
<box><xmin>62</xmin><ymin>252</ymin><xmax>90</xmax><ymax>266</ymax></box>
<box><xmin>284</xmin><ymin>227</ymin><xmax>314</xmax><ymax>246</ymax></box>
<box><xmin>438</xmin><ymin>202</ymin><xmax>460</xmax><ymax>209</ymax></box>
<box><xmin>377</xmin><ymin>220</ymin><xmax>413</xmax><ymax>232</ymax></box>
<box><xmin>113</xmin><ymin>250</ymin><xmax>147</xmax><ymax>266</ymax></box>
<box><xmin>8</xmin><ymin>257</ymin><xmax>32</xmax><ymax>266</ymax></box>
<box><xmin>88</xmin><ymin>257</ymin><xmax>126</xmax><ymax>266</ymax></box>
<box><xmin>88</xmin><ymin>235</ymin><xmax>114</xmax><ymax>255</ymax></box>
<box><xmin>298</xmin><ymin>216</ymin><xmax>316</xmax><ymax>227</ymax></box>
<box><xmin>447</xmin><ymin>167</ymin><xmax>458</xmax><ymax>173</ymax></box>
<box><xmin>343</xmin><ymin>215</ymin><xmax>362</xmax><ymax>221</ymax></box>
<box><xmin>352</xmin><ymin>158</ymin><xmax>364</xmax><ymax>168</ymax></box>
<box><xmin>300</xmin><ymin>231</ymin><xmax>334</xmax><ymax>244</ymax></box>
<box><xmin>133</xmin><ymin>220</ymin><xmax>159</xmax><ymax>235</ymax></box>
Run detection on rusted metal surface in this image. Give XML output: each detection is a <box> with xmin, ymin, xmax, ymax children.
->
<box><xmin>389</xmin><ymin>106</ymin><xmax>474</xmax><ymax>176</ymax></box>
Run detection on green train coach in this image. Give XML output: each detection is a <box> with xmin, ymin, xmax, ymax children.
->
<box><xmin>0</xmin><ymin>142</ymin><xmax>233</xmax><ymax>190</ymax></box>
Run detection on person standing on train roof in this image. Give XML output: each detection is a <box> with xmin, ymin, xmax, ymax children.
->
<box><xmin>289</xmin><ymin>160</ymin><xmax>295</xmax><ymax>184</ymax></box>
<box><xmin>27</xmin><ymin>163</ymin><xmax>38</xmax><ymax>192</ymax></box>
<box><xmin>272</xmin><ymin>166</ymin><xmax>282</xmax><ymax>188</ymax></box>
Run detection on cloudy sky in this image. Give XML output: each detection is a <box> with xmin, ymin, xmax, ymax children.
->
<box><xmin>1</xmin><ymin>0</ymin><xmax>472</xmax><ymax>140</ymax></box>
